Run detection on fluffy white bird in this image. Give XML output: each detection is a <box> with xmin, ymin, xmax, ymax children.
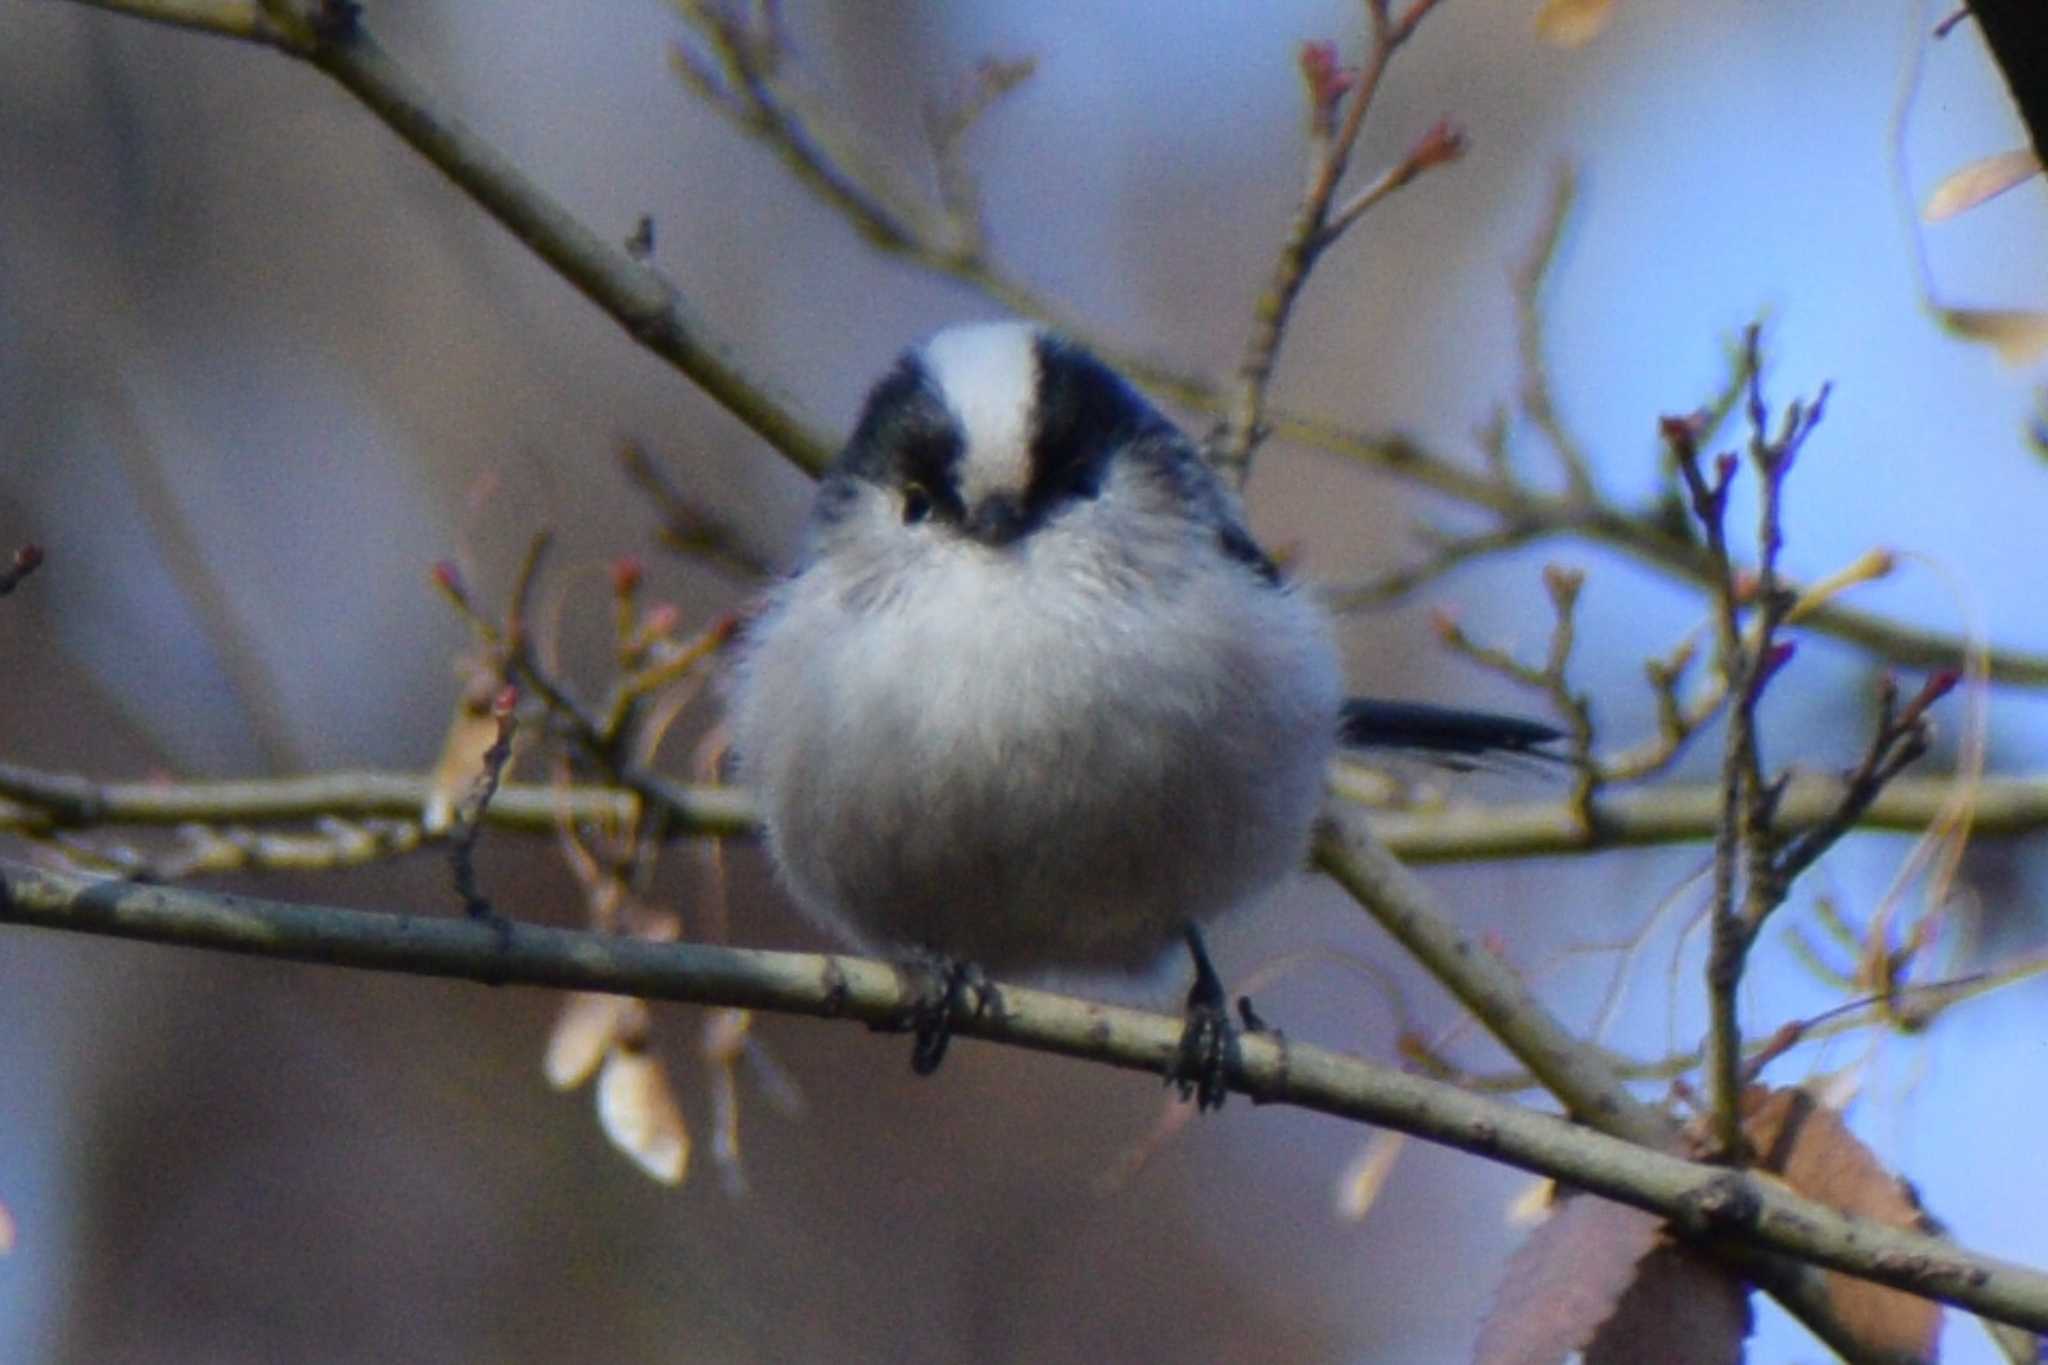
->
<box><xmin>728</xmin><ymin>321</ymin><xmax>1557</xmax><ymax>1104</ymax></box>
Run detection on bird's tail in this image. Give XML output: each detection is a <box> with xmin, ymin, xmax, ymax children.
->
<box><xmin>1338</xmin><ymin>699</ymin><xmax>1563</xmax><ymax>759</ymax></box>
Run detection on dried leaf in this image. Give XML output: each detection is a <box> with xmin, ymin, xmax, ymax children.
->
<box><xmin>1092</xmin><ymin>1098</ymin><xmax>1198</xmax><ymax>1196</ymax></box>
<box><xmin>543</xmin><ymin>993</ymin><xmax>649</xmax><ymax>1091</ymax></box>
<box><xmin>1743</xmin><ymin>1087</ymin><xmax>1942</xmax><ymax>1359</ymax></box>
<box><xmin>423</xmin><ymin>671</ymin><xmax>507</xmax><ymax>834</ymax></box>
<box><xmin>1584</xmin><ymin>1245</ymin><xmax>1751</xmax><ymax>1364</ymax></box>
<box><xmin>1786</xmin><ymin>549</ymin><xmax>1896</xmax><ymax>623</ymax></box>
<box><xmin>1939</xmin><ymin>307</ymin><xmax>2048</xmax><ymax>365</ymax></box>
<box><xmin>1535</xmin><ymin>0</ymin><xmax>1618</xmax><ymax>48</ymax></box>
<box><xmin>1335</xmin><ymin>1130</ymin><xmax>1406</xmax><ymax>1222</ymax></box>
<box><xmin>702</xmin><ymin>1008</ymin><xmax>754</xmax><ymax>1197</ymax></box>
<box><xmin>1924</xmin><ymin>148</ymin><xmax>2043</xmax><ymax>222</ymax></box>
<box><xmin>1984</xmin><ymin>1318</ymin><xmax>2044</xmax><ymax>1365</ymax></box>
<box><xmin>597</xmin><ymin>1045</ymin><xmax>691</xmax><ymax>1185</ymax></box>
<box><xmin>1473</xmin><ymin>1194</ymin><xmax>1663</xmax><ymax>1365</ymax></box>
<box><xmin>701</xmin><ymin>1006</ymin><xmax>753</xmax><ymax>1067</ymax></box>
<box><xmin>1506</xmin><ymin>1178</ymin><xmax>1557</xmax><ymax>1228</ymax></box>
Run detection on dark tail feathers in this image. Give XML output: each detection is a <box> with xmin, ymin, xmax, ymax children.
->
<box><xmin>1338</xmin><ymin>699</ymin><xmax>1563</xmax><ymax>758</ymax></box>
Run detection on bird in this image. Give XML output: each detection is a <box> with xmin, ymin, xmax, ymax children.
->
<box><xmin>726</xmin><ymin>320</ymin><xmax>1558</xmax><ymax>1105</ymax></box>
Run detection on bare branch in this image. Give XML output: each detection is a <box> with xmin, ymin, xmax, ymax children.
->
<box><xmin>1214</xmin><ymin>9</ymin><xmax>1456</xmax><ymax>481</ymax></box>
<box><xmin>1314</xmin><ymin>808</ymin><xmax>1664</xmax><ymax>1139</ymax></box>
<box><xmin>1514</xmin><ymin>165</ymin><xmax>1598</xmax><ymax>501</ymax></box>
<box><xmin>620</xmin><ymin>441</ymin><xmax>776</xmax><ymax>580</ymax></box>
<box><xmin>448</xmin><ymin>685</ymin><xmax>519</xmax><ymax>920</ymax></box>
<box><xmin>4</xmin><ymin>856</ymin><xmax>2047</xmax><ymax>1339</ymax></box>
<box><xmin>73</xmin><ymin>0</ymin><xmax>835</xmax><ymax>473</ymax></box>
<box><xmin>65</xmin><ymin>0</ymin><xmax>2048</xmax><ymax>693</ymax></box>
<box><xmin>6</xmin><ymin>761</ymin><xmax>2042</xmax><ymax>863</ymax></box>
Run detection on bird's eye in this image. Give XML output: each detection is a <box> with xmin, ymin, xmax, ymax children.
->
<box><xmin>902</xmin><ymin>483</ymin><xmax>933</xmax><ymax>525</ymax></box>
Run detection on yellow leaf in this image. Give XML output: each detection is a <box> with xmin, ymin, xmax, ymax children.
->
<box><xmin>1786</xmin><ymin>549</ymin><xmax>1895</xmax><ymax>623</ymax></box>
<box><xmin>543</xmin><ymin>993</ymin><xmax>648</xmax><ymax>1091</ymax></box>
<box><xmin>423</xmin><ymin>665</ymin><xmax>511</xmax><ymax>834</ymax></box>
<box><xmin>1335</xmin><ymin>1131</ymin><xmax>1406</xmax><ymax>1221</ymax></box>
<box><xmin>597</xmin><ymin>1046</ymin><xmax>691</xmax><ymax>1185</ymax></box>
<box><xmin>1506</xmin><ymin>1177</ymin><xmax>1557</xmax><ymax>1227</ymax></box>
<box><xmin>1940</xmin><ymin>307</ymin><xmax>2048</xmax><ymax>365</ymax></box>
<box><xmin>1924</xmin><ymin>148</ymin><xmax>2043</xmax><ymax>222</ymax></box>
<box><xmin>1535</xmin><ymin>0</ymin><xmax>1617</xmax><ymax>48</ymax></box>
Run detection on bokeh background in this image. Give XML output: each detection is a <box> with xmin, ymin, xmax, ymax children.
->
<box><xmin>3</xmin><ymin>1</ymin><xmax>2047</xmax><ymax>1361</ymax></box>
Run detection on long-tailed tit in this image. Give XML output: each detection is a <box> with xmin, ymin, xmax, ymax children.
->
<box><xmin>728</xmin><ymin>321</ymin><xmax>1556</xmax><ymax>1102</ymax></box>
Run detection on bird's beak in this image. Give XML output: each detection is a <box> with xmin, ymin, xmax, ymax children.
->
<box><xmin>964</xmin><ymin>493</ymin><xmax>1029</xmax><ymax>547</ymax></box>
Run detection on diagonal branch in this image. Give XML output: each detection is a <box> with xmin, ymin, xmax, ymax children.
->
<box><xmin>1213</xmin><ymin>0</ymin><xmax>1455</xmax><ymax>481</ymax></box>
<box><xmin>4</xmin><ymin>855</ymin><xmax>2047</xmax><ymax>1341</ymax></box>
<box><xmin>67</xmin><ymin>0</ymin><xmax>835</xmax><ymax>474</ymax></box>
<box><xmin>61</xmin><ymin>0</ymin><xmax>2048</xmax><ymax>689</ymax></box>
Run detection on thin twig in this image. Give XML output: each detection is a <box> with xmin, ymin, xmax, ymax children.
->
<box><xmin>448</xmin><ymin>686</ymin><xmax>519</xmax><ymax>919</ymax></box>
<box><xmin>1428</xmin><ymin>562</ymin><xmax>1598</xmax><ymax>820</ymax></box>
<box><xmin>1329</xmin><ymin>517</ymin><xmax>1545</xmax><ymax>605</ymax></box>
<box><xmin>1314</xmin><ymin>808</ymin><xmax>1662</xmax><ymax>1137</ymax></box>
<box><xmin>1776</xmin><ymin>672</ymin><xmax>1959</xmax><ymax>891</ymax></box>
<box><xmin>1214</xmin><ymin>4</ymin><xmax>1456</xmax><ymax>481</ymax></box>
<box><xmin>1513</xmin><ymin>166</ymin><xmax>1598</xmax><ymax>502</ymax></box>
<box><xmin>69</xmin><ymin>0</ymin><xmax>2048</xmax><ymax>692</ymax></box>
<box><xmin>69</xmin><ymin>0</ymin><xmax>835</xmax><ymax>474</ymax></box>
<box><xmin>619</xmin><ymin>441</ymin><xmax>775</xmax><ymax>579</ymax></box>
<box><xmin>1666</xmin><ymin>403</ymin><xmax>1762</xmax><ymax>1157</ymax></box>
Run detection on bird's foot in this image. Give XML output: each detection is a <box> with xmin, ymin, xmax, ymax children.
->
<box><xmin>893</xmin><ymin>954</ymin><xmax>997</xmax><ymax>1077</ymax></box>
<box><xmin>1168</xmin><ymin>924</ymin><xmax>1241</xmax><ymax>1112</ymax></box>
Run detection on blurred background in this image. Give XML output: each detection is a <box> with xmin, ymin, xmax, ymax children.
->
<box><xmin>3</xmin><ymin>1</ymin><xmax>2046</xmax><ymax>1360</ymax></box>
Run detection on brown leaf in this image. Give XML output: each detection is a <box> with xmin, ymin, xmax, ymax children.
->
<box><xmin>1506</xmin><ymin>1177</ymin><xmax>1558</xmax><ymax>1228</ymax></box>
<box><xmin>1938</xmin><ymin>307</ymin><xmax>2048</xmax><ymax>365</ymax></box>
<box><xmin>597</xmin><ymin>1045</ymin><xmax>691</xmax><ymax>1185</ymax></box>
<box><xmin>1473</xmin><ymin>1194</ymin><xmax>1664</xmax><ymax>1365</ymax></box>
<box><xmin>1924</xmin><ymin>148</ymin><xmax>2043</xmax><ymax>222</ymax></box>
<box><xmin>1535</xmin><ymin>0</ymin><xmax>1618</xmax><ymax>48</ymax></box>
<box><xmin>1984</xmin><ymin>1319</ymin><xmax>2044</xmax><ymax>1365</ymax></box>
<box><xmin>423</xmin><ymin>667</ymin><xmax>510</xmax><ymax>834</ymax></box>
<box><xmin>1335</xmin><ymin>1130</ymin><xmax>1407</xmax><ymax>1222</ymax></box>
<box><xmin>1584</xmin><ymin>1245</ymin><xmax>1751</xmax><ymax>1364</ymax></box>
<box><xmin>542</xmin><ymin>992</ymin><xmax>650</xmax><ymax>1091</ymax></box>
<box><xmin>1743</xmin><ymin>1086</ymin><xmax>1942</xmax><ymax>1360</ymax></box>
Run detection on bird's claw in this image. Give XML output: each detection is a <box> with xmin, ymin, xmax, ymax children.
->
<box><xmin>1168</xmin><ymin>924</ymin><xmax>1240</xmax><ymax>1111</ymax></box>
<box><xmin>902</xmin><ymin>955</ymin><xmax>996</xmax><ymax>1076</ymax></box>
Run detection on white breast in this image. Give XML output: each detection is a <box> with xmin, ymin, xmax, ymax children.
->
<box><xmin>728</xmin><ymin>474</ymin><xmax>1342</xmax><ymax>978</ymax></box>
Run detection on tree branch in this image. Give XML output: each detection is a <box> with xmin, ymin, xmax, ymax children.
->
<box><xmin>5</xmin><ymin>763</ymin><xmax>2041</xmax><ymax>862</ymax></box>
<box><xmin>67</xmin><ymin>0</ymin><xmax>835</xmax><ymax>474</ymax></box>
<box><xmin>63</xmin><ymin>0</ymin><xmax>2048</xmax><ymax>692</ymax></box>
<box><xmin>1214</xmin><ymin>3</ymin><xmax>1453</xmax><ymax>481</ymax></box>
<box><xmin>2</xmin><ymin>856</ymin><xmax>2045</xmax><ymax>1338</ymax></box>
<box><xmin>1314</xmin><ymin>809</ymin><xmax>1663</xmax><ymax>1139</ymax></box>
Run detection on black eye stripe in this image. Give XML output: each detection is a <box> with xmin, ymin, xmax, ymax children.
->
<box><xmin>1025</xmin><ymin>334</ymin><xmax>1162</xmax><ymax>512</ymax></box>
<box><xmin>826</xmin><ymin>330</ymin><xmax>1189</xmax><ymax>542</ymax></box>
<box><xmin>834</xmin><ymin>352</ymin><xmax>968</xmax><ymax>517</ymax></box>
